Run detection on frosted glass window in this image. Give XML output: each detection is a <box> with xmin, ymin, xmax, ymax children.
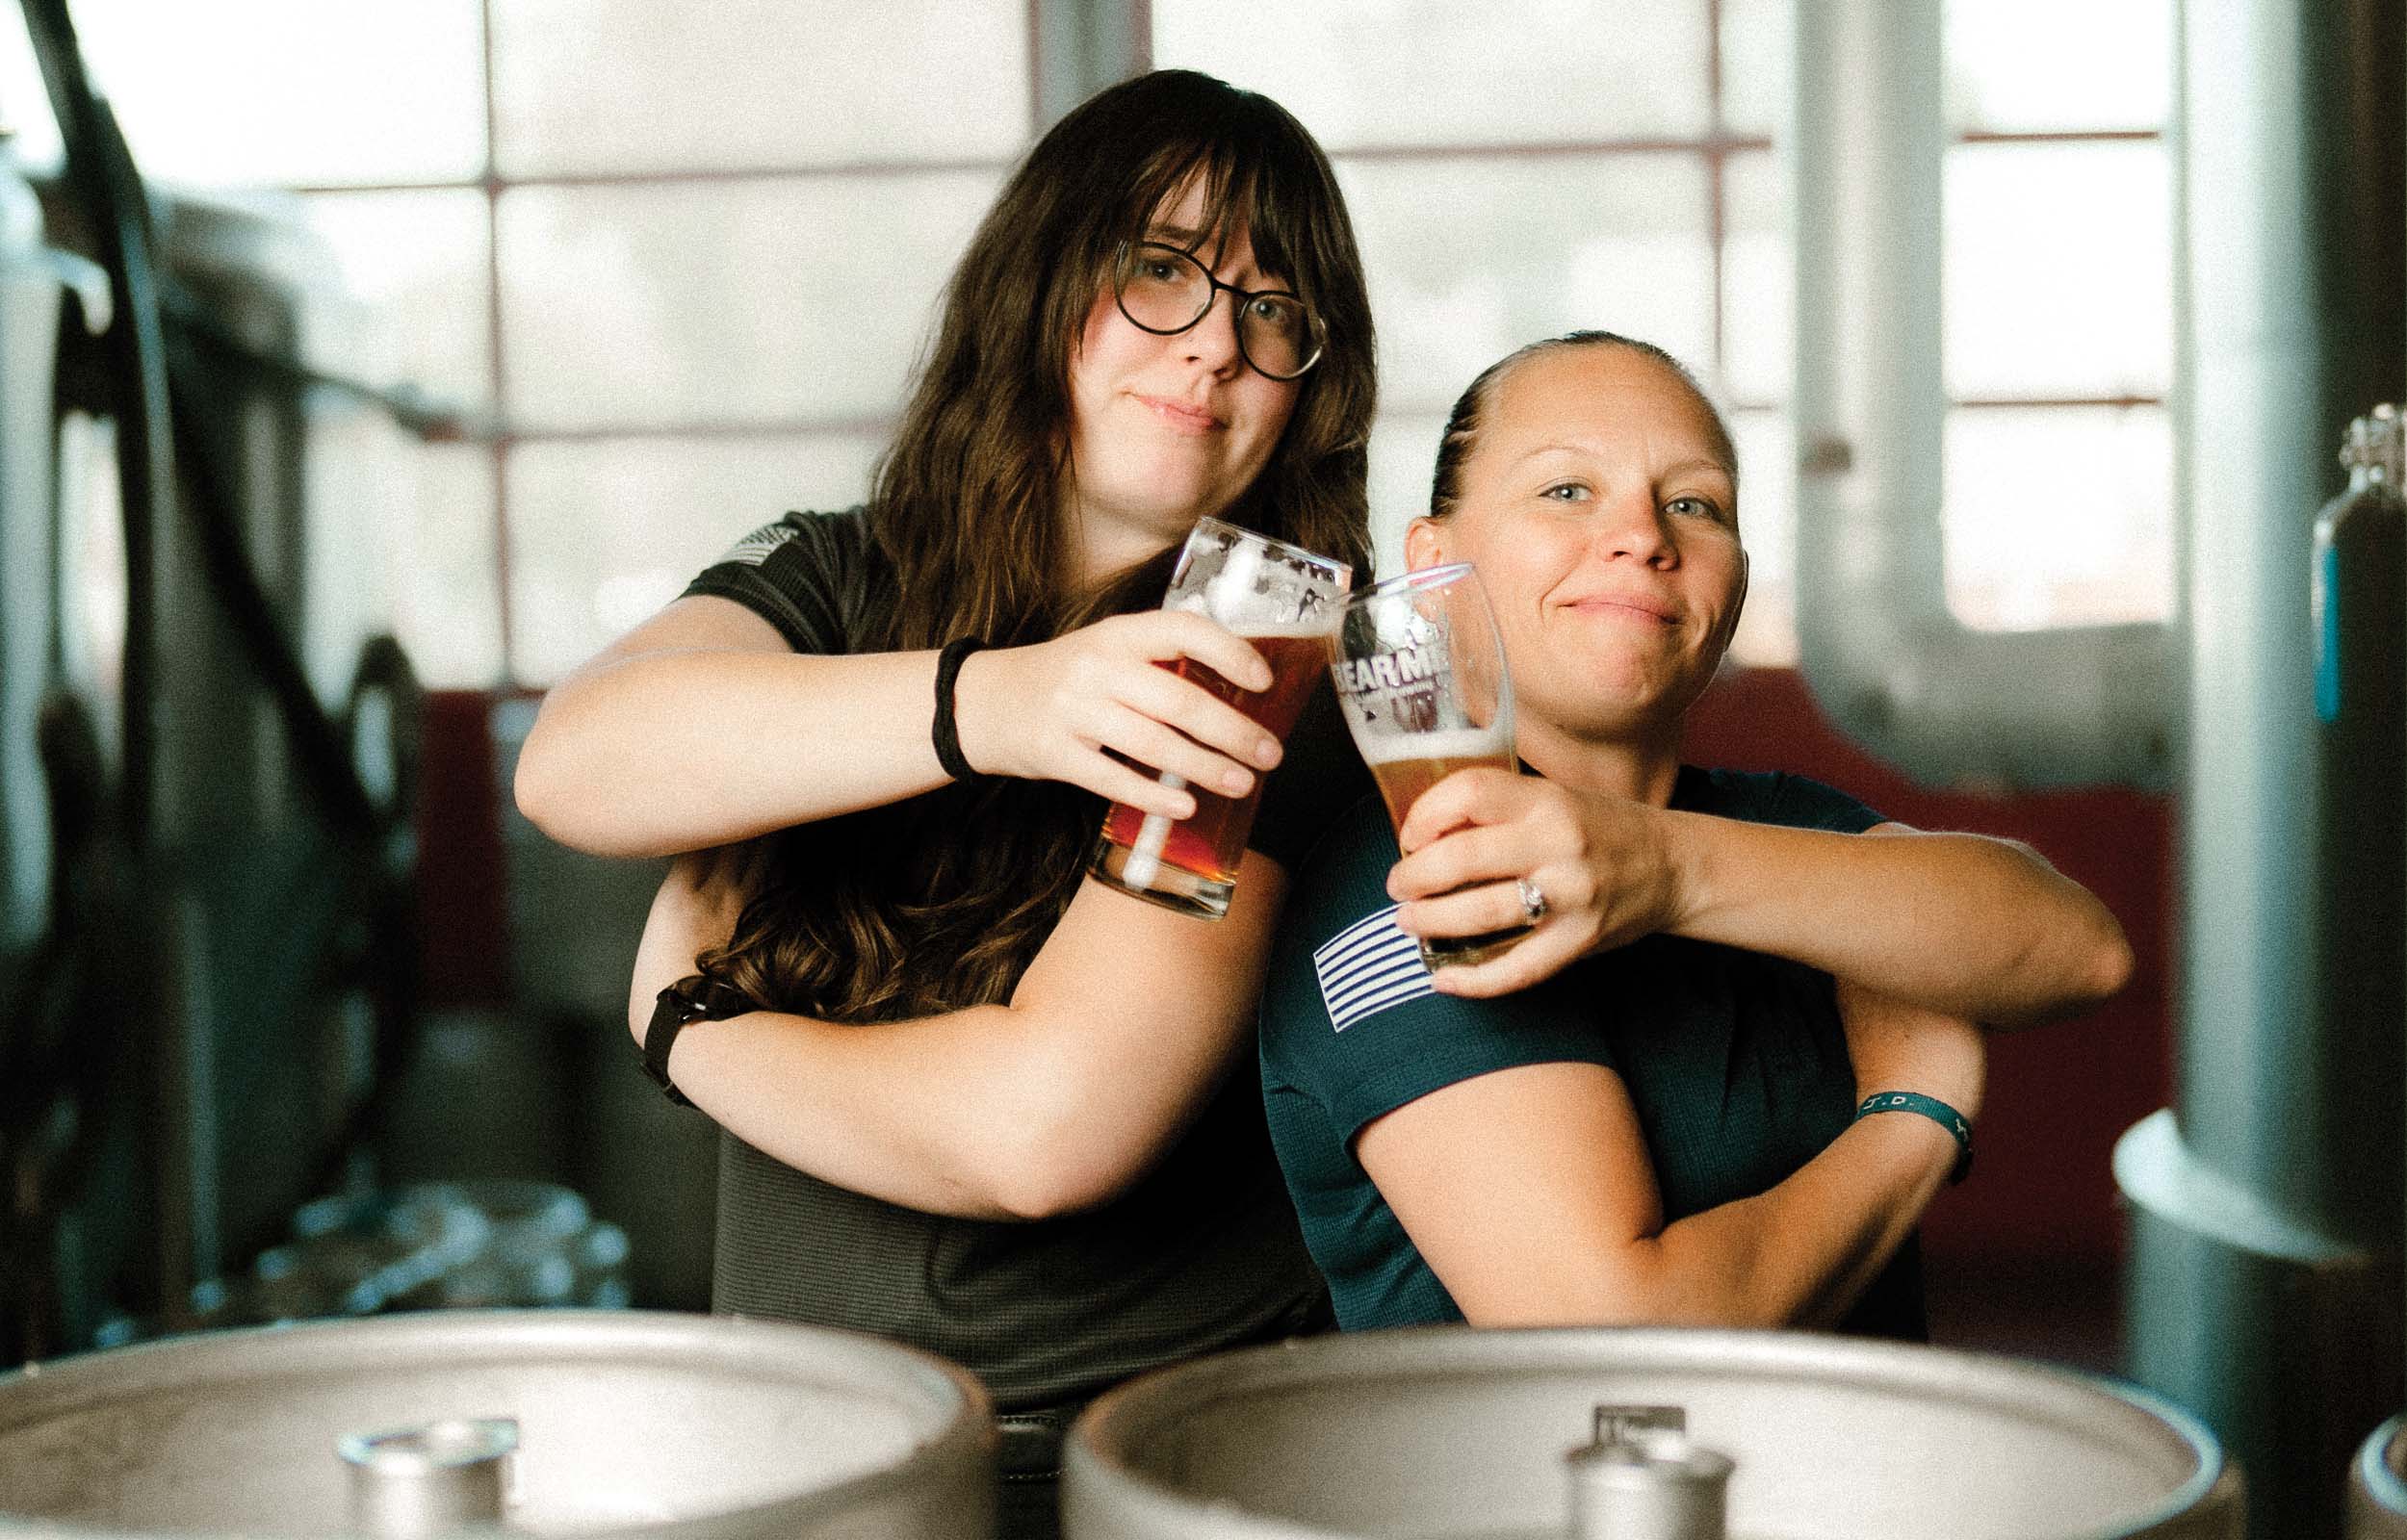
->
<box><xmin>307</xmin><ymin>414</ymin><xmax>500</xmax><ymax>687</ymax></box>
<box><xmin>1720</xmin><ymin>150</ymin><xmax>1790</xmax><ymax>404</ymax></box>
<box><xmin>1725</xmin><ymin>410</ymin><xmax>1797</xmax><ymax>667</ymax></box>
<box><xmin>1717</xmin><ymin>0</ymin><xmax>1791</xmax><ymax>141</ymax></box>
<box><xmin>1942</xmin><ymin>405</ymin><xmax>2173</xmax><ymax>632</ymax></box>
<box><xmin>1945</xmin><ymin>0</ymin><xmax>2171</xmax><ymax>133</ymax></box>
<box><xmin>298</xmin><ymin>190</ymin><xmax>493</xmax><ymax>411</ymax></box>
<box><xmin>505</xmin><ymin>434</ymin><xmax>886</xmax><ymax>682</ymax></box>
<box><xmin>1366</xmin><ymin>413</ymin><xmax>1447</xmax><ymax>578</ymax></box>
<box><xmin>1338</xmin><ymin>156</ymin><xmax>1714</xmax><ymax>419</ymax></box>
<box><xmin>490</xmin><ymin>0</ymin><xmax>1028</xmax><ymax>177</ymax></box>
<box><xmin>44</xmin><ymin>0</ymin><xmax>485</xmax><ymax>187</ymax></box>
<box><xmin>1945</xmin><ymin>141</ymin><xmax>2170</xmax><ymax>399</ymax></box>
<box><xmin>495</xmin><ymin>171</ymin><xmax>998</xmax><ymax>431</ymax></box>
<box><xmin>1153</xmin><ymin>0</ymin><xmax>1712</xmax><ymax>150</ymax></box>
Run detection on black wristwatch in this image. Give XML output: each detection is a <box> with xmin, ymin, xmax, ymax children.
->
<box><xmin>643</xmin><ymin>975</ymin><xmax>753</xmax><ymax>1106</ymax></box>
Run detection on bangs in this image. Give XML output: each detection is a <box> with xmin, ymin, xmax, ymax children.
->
<box><xmin>1121</xmin><ymin>131</ymin><xmax>1319</xmax><ymax>295</ymax></box>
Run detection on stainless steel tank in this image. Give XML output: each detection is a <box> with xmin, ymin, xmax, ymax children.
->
<box><xmin>2352</xmin><ymin>1415</ymin><xmax>2407</xmax><ymax>1538</ymax></box>
<box><xmin>1063</xmin><ymin>1328</ymin><xmax>2242</xmax><ymax>1539</ymax></box>
<box><xmin>0</xmin><ymin>1310</ymin><xmax>995</xmax><ymax>1539</ymax></box>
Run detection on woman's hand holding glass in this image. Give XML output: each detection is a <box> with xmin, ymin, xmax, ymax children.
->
<box><xmin>1386</xmin><ymin>770</ymin><xmax>1688</xmax><ymax>996</ymax></box>
<box><xmin>952</xmin><ymin>609</ymin><xmax>1286</xmax><ymax>820</ymax></box>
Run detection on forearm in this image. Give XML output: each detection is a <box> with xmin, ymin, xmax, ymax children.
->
<box><xmin>1629</xmin><ymin>1113</ymin><xmax>1954</xmax><ymax>1328</ymax></box>
<box><xmin>643</xmin><ymin>999</ymin><xmax>1128</xmax><ymax>1220</ymax></box>
<box><xmin>1667</xmin><ymin>817</ymin><xmax>2133</xmax><ymax>1027</ymax></box>
<box><xmin>630</xmin><ymin>857</ymin><xmax>1284</xmax><ymax>1220</ymax></box>
<box><xmin>518</xmin><ymin>648</ymin><xmax>951</xmax><ymax>857</ymax></box>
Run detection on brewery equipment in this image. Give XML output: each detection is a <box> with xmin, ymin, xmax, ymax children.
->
<box><xmin>0</xmin><ymin>1311</ymin><xmax>996</xmax><ymax>1540</ymax></box>
<box><xmin>1064</xmin><ymin>1328</ymin><xmax>2241</xmax><ymax>1539</ymax></box>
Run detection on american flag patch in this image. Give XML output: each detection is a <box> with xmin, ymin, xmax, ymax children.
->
<box><xmin>717</xmin><ymin>520</ymin><xmax>799</xmax><ymax>568</ymax></box>
<box><xmin>1312</xmin><ymin>905</ymin><xmax>1434</xmax><ymax>1032</ymax></box>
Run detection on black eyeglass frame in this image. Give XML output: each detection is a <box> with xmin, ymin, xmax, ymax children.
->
<box><xmin>1109</xmin><ymin>241</ymin><xmax>1328</xmax><ymax>381</ymax></box>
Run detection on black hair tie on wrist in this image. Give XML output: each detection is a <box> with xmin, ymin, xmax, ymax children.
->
<box><xmin>932</xmin><ymin>637</ymin><xmax>988</xmax><ymax>783</ymax></box>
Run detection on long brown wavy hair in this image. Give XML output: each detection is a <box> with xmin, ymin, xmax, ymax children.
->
<box><xmin>699</xmin><ymin>70</ymin><xmax>1376</xmax><ymax>1024</ymax></box>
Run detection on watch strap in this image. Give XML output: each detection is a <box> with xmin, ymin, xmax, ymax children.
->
<box><xmin>643</xmin><ymin>976</ymin><xmax>751</xmax><ymax>1107</ymax></box>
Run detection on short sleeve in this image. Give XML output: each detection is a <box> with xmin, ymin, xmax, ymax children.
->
<box><xmin>682</xmin><ymin>507</ymin><xmax>877</xmax><ymax>655</ymax></box>
<box><xmin>1247</xmin><ymin>680</ymin><xmax>1375</xmax><ymax>872</ymax></box>
<box><xmin>1259</xmin><ymin>796</ymin><xmax>1618</xmax><ymax>1146</ymax></box>
<box><xmin>1765</xmin><ymin>772</ymin><xmax>1884</xmax><ymax>834</ymax></box>
<box><xmin>1684</xmin><ymin>767</ymin><xmax>1883</xmax><ymax>834</ymax></box>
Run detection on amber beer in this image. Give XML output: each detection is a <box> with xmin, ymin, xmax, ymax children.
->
<box><xmin>1096</xmin><ymin>628</ymin><xmax>1333</xmax><ymax>911</ymax></box>
<box><xmin>1360</xmin><ymin>728</ymin><xmax>1531</xmax><ymax>967</ymax></box>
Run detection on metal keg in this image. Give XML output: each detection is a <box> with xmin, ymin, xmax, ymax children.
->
<box><xmin>1063</xmin><ymin>1327</ymin><xmax>2242</xmax><ymax>1540</ymax></box>
<box><xmin>2351</xmin><ymin>1415</ymin><xmax>2407</xmax><ymax>1538</ymax></box>
<box><xmin>0</xmin><ymin>1310</ymin><xmax>994</xmax><ymax>1539</ymax></box>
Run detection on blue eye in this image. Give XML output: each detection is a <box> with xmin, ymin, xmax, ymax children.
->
<box><xmin>1667</xmin><ymin>495</ymin><xmax>1724</xmax><ymax>522</ymax></box>
<box><xmin>1540</xmin><ymin>482</ymin><xmax>1589</xmax><ymax>502</ymax></box>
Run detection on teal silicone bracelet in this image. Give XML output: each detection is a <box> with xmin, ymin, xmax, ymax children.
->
<box><xmin>1855</xmin><ymin>1091</ymin><xmax>1974</xmax><ymax>1184</ymax></box>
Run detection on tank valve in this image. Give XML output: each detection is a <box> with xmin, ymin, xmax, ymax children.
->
<box><xmin>338</xmin><ymin>1416</ymin><xmax>519</xmax><ymax>1537</ymax></box>
<box><xmin>1565</xmin><ymin>1403</ymin><xmax>1732</xmax><ymax>1540</ymax></box>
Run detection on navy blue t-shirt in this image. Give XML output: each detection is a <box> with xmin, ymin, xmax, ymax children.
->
<box><xmin>1258</xmin><ymin>766</ymin><xmax>1928</xmax><ymax>1338</ymax></box>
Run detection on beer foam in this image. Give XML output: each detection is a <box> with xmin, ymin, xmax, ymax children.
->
<box><xmin>1356</xmin><ymin>727</ymin><xmax>1511</xmax><ymax>765</ymax></box>
<box><xmin>1230</xmin><ymin>621</ymin><xmax>1339</xmax><ymax>641</ymax></box>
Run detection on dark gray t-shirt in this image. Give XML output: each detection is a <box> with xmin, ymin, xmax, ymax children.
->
<box><xmin>1259</xmin><ymin>767</ymin><xmax>1928</xmax><ymax>1339</ymax></box>
<box><xmin>682</xmin><ymin>508</ymin><xmax>1368</xmax><ymax>1409</ymax></box>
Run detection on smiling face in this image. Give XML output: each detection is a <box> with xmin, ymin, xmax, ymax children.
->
<box><xmin>1406</xmin><ymin>342</ymin><xmax>1747</xmax><ymax>747</ymax></box>
<box><xmin>1063</xmin><ymin>180</ymin><xmax>1305</xmax><ymax>570</ymax></box>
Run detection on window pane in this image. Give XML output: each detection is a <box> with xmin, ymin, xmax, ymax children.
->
<box><xmin>1726</xmin><ymin>409</ymin><xmax>1798</xmax><ymax>666</ymax></box>
<box><xmin>56</xmin><ymin>0</ymin><xmax>485</xmax><ymax>187</ymax></box>
<box><xmin>1721</xmin><ymin>150</ymin><xmax>1789</xmax><ymax>405</ymax></box>
<box><xmin>1718</xmin><ymin>0</ymin><xmax>1792</xmax><ymax>141</ymax></box>
<box><xmin>495</xmin><ymin>172</ymin><xmax>998</xmax><ymax>431</ymax></box>
<box><xmin>505</xmin><ymin>434</ymin><xmax>885</xmax><ymax>682</ymax></box>
<box><xmin>298</xmin><ymin>190</ymin><xmax>493</xmax><ymax>411</ymax></box>
<box><xmin>1367</xmin><ymin>413</ymin><xmax>1446</xmax><ymax>578</ymax></box>
<box><xmin>1154</xmin><ymin>0</ymin><xmax>1712</xmax><ymax>149</ymax></box>
<box><xmin>1339</xmin><ymin>155</ymin><xmax>1715</xmax><ymax>419</ymax></box>
<box><xmin>1944</xmin><ymin>141</ymin><xmax>2170</xmax><ymax>398</ymax></box>
<box><xmin>491</xmin><ymin>0</ymin><xmax>1028</xmax><ymax>176</ymax></box>
<box><xmin>1942</xmin><ymin>405</ymin><xmax>2173</xmax><ymax>631</ymax></box>
<box><xmin>1946</xmin><ymin>0</ymin><xmax>2170</xmax><ymax>133</ymax></box>
<box><xmin>308</xmin><ymin>414</ymin><xmax>501</xmax><ymax>687</ymax></box>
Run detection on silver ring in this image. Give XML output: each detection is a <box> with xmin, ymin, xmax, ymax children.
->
<box><xmin>1515</xmin><ymin>876</ymin><xmax>1548</xmax><ymax>926</ymax></box>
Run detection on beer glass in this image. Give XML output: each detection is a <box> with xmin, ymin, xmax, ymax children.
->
<box><xmin>1091</xmin><ymin>517</ymin><xmax>1352</xmax><ymax>919</ymax></box>
<box><xmin>1329</xmin><ymin>562</ymin><xmax>1526</xmax><ymax>967</ymax></box>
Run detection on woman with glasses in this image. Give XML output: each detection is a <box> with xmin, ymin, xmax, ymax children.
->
<box><xmin>513</xmin><ymin>70</ymin><xmax>1372</xmax><ymax>1539</ymax></box>
<box><xmin>1259</xmin><ymin>331</ymin><xmax>2131</xmax><ymax>1337</ymax></box>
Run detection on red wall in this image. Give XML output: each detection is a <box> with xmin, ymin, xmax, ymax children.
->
<box><xmin>1686</xmin><ymin>666</ymin><xmax>2172</xmax><ymax>1268</ymax></box>
<box><xmin>416</xmin><ymin>688</ymin><xmax>514</xmax><ymax>1009</ymax></box>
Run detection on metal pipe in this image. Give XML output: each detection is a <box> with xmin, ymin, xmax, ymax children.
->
<box><xmin>2116</xmin><ymin>2</ymin><xmax>2407</xmax><ymax>1535</ymax></box>
<box><xmin>1791</xmin><ymin>0</ymin><xmax>2177</xmax><ymax>794</ymax></box>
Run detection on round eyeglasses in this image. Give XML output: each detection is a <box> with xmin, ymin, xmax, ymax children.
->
<box><xmin>1110</xmin><ymin>241</ymin><xmax>1326</xmax><ymax>381</ymax></box>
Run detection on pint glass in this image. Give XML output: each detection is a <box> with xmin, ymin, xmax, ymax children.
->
<box><xmin>1090</xmin><ymin>518</ymin><xmax>1352</xmax><ymax>919</ymax></box>
<box><xmin>1328</xmin><ymin>562</ymin><xmax>1526</xmax><ymax>967</ymax></box>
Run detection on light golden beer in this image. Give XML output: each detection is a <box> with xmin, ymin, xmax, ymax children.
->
<box><xmin>1363</xmin><ymin>728</ymin><xmax>1514</xmax><ymax>831</ymax></box>
<box><xmin>1359</xmin><ymin>727</ymin><xmax>1530</xmax><ymax>967</ymax></box>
